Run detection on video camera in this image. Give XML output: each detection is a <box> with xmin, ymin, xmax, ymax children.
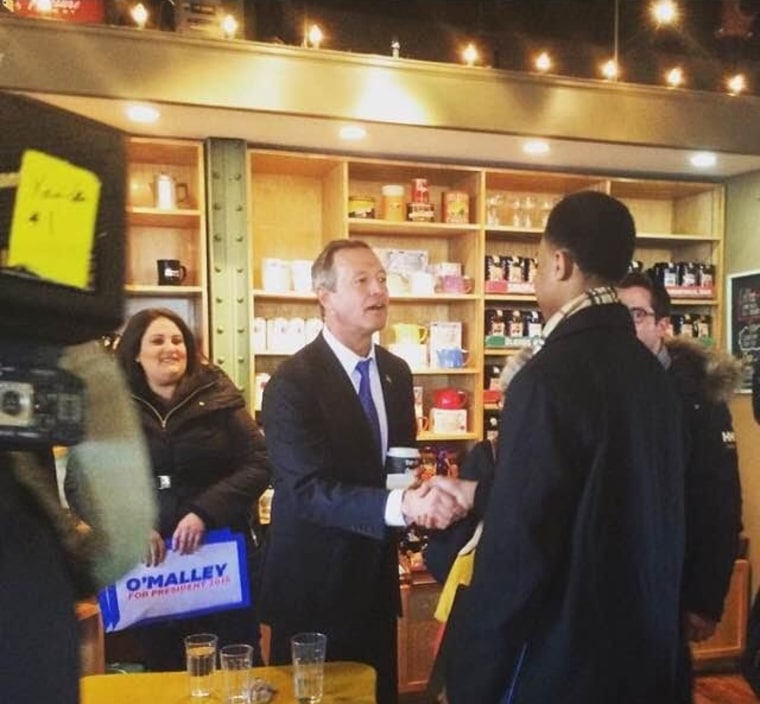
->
<box><xmin>0</xmin><ymin>92</ymin><xmax>126</xmax><ymax>447</ymax></box>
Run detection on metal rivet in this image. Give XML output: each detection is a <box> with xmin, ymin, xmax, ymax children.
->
<box><xmin>214</xmin><ymin>266</ymin><xmax>222</xmax><ymax>273</ymax></box>
<box><xmin>215</xmin><ymin>297</ymin><xmax>223</xmax><ymax>304</ymax></box>
<box><xmin>216</xmin><ymin>327</ymin><xmax>224</xmax><ymax>334</ymax></box>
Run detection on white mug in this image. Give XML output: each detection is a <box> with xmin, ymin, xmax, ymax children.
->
<box><xmin>286</xmin><ymin>317</ymin><xmax>306</xmax><ymax>351</ymax></box>
<box><xmin>410</xmin><ymin>271</ymin><xmax>435</xmax><ymax>296</ymax></box>
<box><xmin>252</xmin><ymin>317</ymin><xmax>267</xmax><ymax>352</ymax></box>
<box><xmin>262</xmin><ymin>258</ymin><xmax>291</xmax><ymax>292</ymax></box>
<box><xmin>291</xmin><ymin>260</ymin><xmax>313</xmax><ymax>293</ymax></box>
<box><xmin>267</xmin><ymin>317</ymin><xmax>290</xmax><ymax>352</ymax></box>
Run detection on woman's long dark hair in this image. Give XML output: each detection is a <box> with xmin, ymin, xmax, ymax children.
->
<box><xmin>115</xmin><ymin>308</ymin><xmax>201</xmax><ymax>391</ymax></box>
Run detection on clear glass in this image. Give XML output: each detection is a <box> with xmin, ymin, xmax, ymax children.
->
<box><xmin>185</xmin><ymin>633</ymin><xmax>218</xmax><ymax>698</ymax></box>
<box><xmin>291</xmin><ymin>632</ymin><xmax>327</xmax><ymax>704</ymax></box>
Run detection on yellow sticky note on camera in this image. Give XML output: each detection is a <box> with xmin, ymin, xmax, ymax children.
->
<box><xmin>8</xmin><ymin>149</ymin><xmax>101</xmax><ymax>289</ymax></box>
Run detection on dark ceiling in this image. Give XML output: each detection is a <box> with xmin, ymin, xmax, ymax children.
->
<box><xmin>108</xmin><ymin>0</ymin><xmax>760</xmax><ymax>92</ymax></box>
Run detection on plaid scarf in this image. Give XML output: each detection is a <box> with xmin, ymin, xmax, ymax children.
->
<box><xmin>537</xmin><ymin>286</ymin><xmax>619</xmax><ymax>349</ymax></box>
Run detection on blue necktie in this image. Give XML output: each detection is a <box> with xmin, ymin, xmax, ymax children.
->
<box><xmin>356</xmin><ymin>358</ymin><xmax>382</xmax><ymax>452</ymax></box>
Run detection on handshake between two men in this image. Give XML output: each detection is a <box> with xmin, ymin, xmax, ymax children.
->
<box><xmin>401</xmin><ymin>477</ymin><xmax>477</xmax><ymax>530</ymax></box>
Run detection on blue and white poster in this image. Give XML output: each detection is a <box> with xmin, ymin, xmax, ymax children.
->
<box><xmin>99</xmin><ymin>529</ymin><xmax>249</xmax><ymax>632</ymax></box>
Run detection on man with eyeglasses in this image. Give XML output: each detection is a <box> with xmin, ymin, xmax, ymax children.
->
<box><xmin>618</xmin><ymin>270</ymin><xmax>743</xmax><ymax>704</ymax></box>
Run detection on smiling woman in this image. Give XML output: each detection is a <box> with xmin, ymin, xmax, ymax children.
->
<box><xmin>67</xmin><ymin>307</ymin><xmax>271</xmax><ymax>672</ymax></box>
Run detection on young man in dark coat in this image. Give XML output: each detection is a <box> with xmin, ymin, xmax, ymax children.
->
<box><xmin>442</xmin><ymin>191</ymin><xmax>687</xmax><ymax>704</ymax></box>
<box><xmin>619</xmin><ymin>271</ymin><xmax>743</xmax><ymax>702</ymax></box>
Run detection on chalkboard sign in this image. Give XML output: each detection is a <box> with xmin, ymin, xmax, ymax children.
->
<box><xmin>727</xmin><ymin>270</ymin><xmax>760</xmax><ymax>393</ymax></box>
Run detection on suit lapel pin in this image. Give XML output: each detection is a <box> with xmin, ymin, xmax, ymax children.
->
<box><xmin>385</xmin><ymin>374</ymin><xmax>392</xmax><ymax>385</ymax></box>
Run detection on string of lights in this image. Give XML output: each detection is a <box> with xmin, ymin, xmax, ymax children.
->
<box><xmin>10</xmin><ymin>0</ymin><xmax>759</xmax><ymax>97</ymax></box>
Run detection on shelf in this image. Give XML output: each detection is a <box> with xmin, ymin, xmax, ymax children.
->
<box><xmin>484</xmin><ymin>348</ymin><xmax>529</xmax><ymax>357</ymax></box>
<box><xmin>349</xmin><ymin>219</ymin><xmax>479</xmax><ymax>237</ymax></box>
<box><xmin>485</xmin><ymin>293</ymin><xmax>538</xmax><ymax>303</ymax></box>
<box><xmin>485</xmin><ymin>225</ymin><xmax>543</xmax><ymax>239</ymax></box>
<box><xmin>417</xmin><ymin>431</ymin><xmax>480</xmax><ymax>442</ymax></box>
<box><xmin>246</xmin><ymin>148</ymin><xmax>725</xmax><ymax>450</ymax></box>
<box><xmin>390</xmin><ymin>294</ymin><xmax>478</xmax><ymax>303</ymax></box>
<box><xmin>636</xmin><ymin>232</ymin><xmax>721</xmax><ymax>244</ymax></box>
<box><xmin>253</xmin><ymin>290</ymin><xmax>317</xmax><ymax>301</ymax></box>
<box><xmin>125</xmin><ymin>284</ymin><xmax>204</xmax><ymax>296</ymax></box>
<box><xmin>127</xmin><ymin>207</ymin><xmax>202</xmax><ymax>228</ymax></box>
<box><xmin>411</xmin><ymin>368</ymin><xmax>480</xmax><ymax>375</ymax></box>
<box><xmin>671</xmin><ymin>298</ymin><xmax>718</xmax><ymax>307</ymax></box>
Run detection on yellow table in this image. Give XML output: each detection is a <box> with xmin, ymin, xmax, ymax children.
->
<box><xmin>81</xmin><ymin>661</ymin><xmax>376</xmax><ymax>703</ymax></box>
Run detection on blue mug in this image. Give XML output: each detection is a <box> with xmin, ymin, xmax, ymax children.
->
<box><xmin>436</xmin><ymin>347</ymin><xmax>469</xmax><ymax>368</ymax></box>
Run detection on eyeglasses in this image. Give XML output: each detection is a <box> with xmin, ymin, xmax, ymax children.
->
<box><xmin>628</xmin><ymin>307</ymin><xmax>656</xmax><ymax>324</ymax></box>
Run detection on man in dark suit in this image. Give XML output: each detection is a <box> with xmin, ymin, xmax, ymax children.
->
<box><xmin>443</xmin><ymin>192</ymin><xmax>687</xmax><ymax>703</ymax></box>
<box><xmin>259</xmin><ymin>239</ymin><xmax>465</xmax><ymax>704</ymax></box>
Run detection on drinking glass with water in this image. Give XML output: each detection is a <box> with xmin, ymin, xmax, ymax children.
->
<box><xmin>290</xmin><ymin>632</ymin><xmax>327</xmax><ymax>703</ymax></box>
<box><xmin>185</xmin><ymin>633</ymin><xmax>218</xmax><ymax>698</ymax></box>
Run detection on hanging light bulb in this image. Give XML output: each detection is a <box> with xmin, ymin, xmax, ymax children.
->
<box><xmin>665</xmin><ymin>66</ymin><xmax>684</xmax><ymax>87</ymax></box>
<box><xmin>307</xmin><ymin>24</ymin><xmax>323</xmax><ymax>49</ymax></box>
<box><xmin>601</xmin><ymin>59</ymin><xmax>620</xmax><ymax>81</ymax></box>
<box><xmin>221</xmin><ymin>14</ymin><xmax>238</xmax><ymax>39</ymax></box>
<box><xmin>34</xmin><ymin>0</ymin><xmax>53</xmax><ymax>12</ymax></box>
<box><xmin>534</xmin><ymin>52</ymin><xmax>553</xmax><ymax>73</ymax></box>
<box><xmin>650</xmin><ymin>0</ymin><xmax>679</xmax><ymax>26</ymax></box>
<box><xmin>131</xmin><ymin>2</ymin><xmax>148</xmax><ymax>29</ymax></box>
<box><xmin>391</xmin><ymin>38</ymin><xmax>400</xmax><ymax>59</ymax></box>
<box><xmin>726</xmin><ymin>73</ymin><xmax>747</xmax><ymax>95</ymax></box>
<box><xmin>462</xmin><ymin>43</ymin><xmax>479</xmax><ymax>67</ymax></box>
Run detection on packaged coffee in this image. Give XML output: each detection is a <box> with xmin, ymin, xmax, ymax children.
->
<box><xmin>508</xmin><ymin>309</ymin><xmax>525</xmax><ymax>338</ymax></box>
<box><xmin>348</xmin><ymin>194</ymin><xmax>375</xmax><ymax>219</ymax></box>
<box><xmin>678</xmin><ymin>261</ymin><xmax>698</xmax><ymax>288</ymax></box>
<box><xmin>442</xmin><ymin>191</ymin><xmax>470</xmax><ymax>224</ymax></box>
<box><xmin>507</xmin><ymin>256</ymin><xmax>524</xmax><ymax>283</ymax></box>
<box><xmin>679</xmin><ymin>313</ymin><xmax>695</xmax><ymax>338</ymax></box>
<box><xmin>523</xmin><ymin>257</ymin><xmax>538</xmax><ymax>283</ymax></box>
<box><xmin>410</xmin><ymin>178</ymin><xmax>430</xmax><ymax>204</ymax></box>
<box><xmin>698</xmin><ymin>263</ymin><xmax>715</xmax><ymax>288</ymax></box>
<box><xmin>654</xmin><ymin>262</ymin><xmax>678</xmax><ymax>288</ymax></box>
<box><xmin>696</xmin><ymin>315</ymin><xmax>712</xmax><ymax>339</ymax></box>
<box><xmin>525</xmin><ymin>310</ymin><xmax>543</xmax><ymax>338</ymax></box>
<box><xmin>485</xmin><ymin>308</ymin><xmax>506</xmax><ymax>337</ymax></box>
<box><xmin>485</xmin><ymin>255</ymin><xmax>506</xmax><ymax>282</ymax></box>
<box><xmin>382</xmin><ymin>184</ymin><xmax>405</xmax><ymax>222</ymax></box>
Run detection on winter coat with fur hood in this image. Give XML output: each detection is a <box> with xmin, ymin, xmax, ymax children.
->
<box><xmin>667</xmin><ymin>337</ymin><xmax>743</xmax><ymax>621</ymax></box>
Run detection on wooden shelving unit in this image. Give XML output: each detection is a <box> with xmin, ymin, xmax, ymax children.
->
<box><xmin>124</xmin><ymin>138</ymin><xmax>208</xmax><ymax>350</ymax></box>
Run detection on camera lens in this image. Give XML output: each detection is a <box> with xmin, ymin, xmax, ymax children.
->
<box><xmin>1</xmin><ymin>390</ymin><xmax>22</xmax><ymax>416</ymax></box>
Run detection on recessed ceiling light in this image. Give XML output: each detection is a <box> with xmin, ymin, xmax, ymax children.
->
<box><xmin>690</xmin><ymin>152</ymin><xmax>717</xmax><ymax>168</ymax></box>
<box><xmin>522</xmin><ymin>140</ymin><xmax>550</xmax><ymax>155</ymax></box>
<box><xmin>339</xmin><ymin>125</ymin><xmax>367</xmax><ymax>140</ymax></box>
<box><xmin>126</xmin><ymin>104</ymin><xmax>160</xmax><ymax>124</ymax></box>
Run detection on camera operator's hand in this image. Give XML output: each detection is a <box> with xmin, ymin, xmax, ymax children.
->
<box><xmin>172</xmin><ymin>512</ymin><xmax>206</xmax><ymax>555</ymax></box>
<box><xmin>145</xmin><ymin>530</ymin><xmax>167</xmax><ymax>567</ymax></box>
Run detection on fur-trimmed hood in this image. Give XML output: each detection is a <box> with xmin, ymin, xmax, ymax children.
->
<box><xmin>665</xmin><ymin>336</ymin><xmax>742</xmax><ymax>404</ymax></box>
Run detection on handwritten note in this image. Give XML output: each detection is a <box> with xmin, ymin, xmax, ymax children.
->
<box><xmin>8</xmin><ymin>149</ymin><xmax>101</xmax><ymax>289</ymax></box>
